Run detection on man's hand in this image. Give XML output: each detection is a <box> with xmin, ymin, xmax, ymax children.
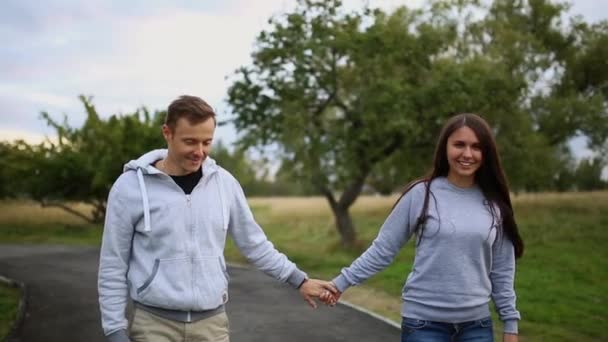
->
<box><xmin>503</xmin><ymin>333</ymin><xmax>518</xmax><ymax>342</ymax></box>
<box><xmin>298</xmin><ymin>279</ymin><xmax>338</xmax><ymax>308</ymax></box>
<box><xmin>320</xmin><ymin>286</ymin><xmax>341</xmax><ymax>306</ymax></box>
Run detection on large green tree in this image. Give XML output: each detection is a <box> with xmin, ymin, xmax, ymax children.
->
<box><xmin>2</xmin><ymin>96</ymin><xmax>166</xmax><ymax>223</ymax></box>
<box><xmin>228</xmin><ymin>0</ymin><xmax>458</xmax><ymax>247</ymax></box>
<box><xmin>226</xmin><ymin>0</ymin><xmax>608</xmax><ymax>248</ymax></box>
<box><xmin>1</xmin><ymin>96</ymin><xmax>285</xmax><ymax>222</ymax></box>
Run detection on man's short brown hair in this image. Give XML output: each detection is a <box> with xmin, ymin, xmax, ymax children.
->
<box><xmin>166</xmin><ymin>95</ymin><xmax>216</xmax><ymax>130</ymax></box>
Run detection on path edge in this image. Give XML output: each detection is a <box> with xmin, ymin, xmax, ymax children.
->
<box><xmin>0</xmin><ymin>274</ymin><xmax>27</xmax><ymax>342</ymax></box>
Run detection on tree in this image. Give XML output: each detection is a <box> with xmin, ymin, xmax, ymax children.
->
<box><xmin>0</xmin><ymin>141</ymin><xmax>36</xmax><ymax>198</ymax></box>
<box><xmin>227</xmin><ymin>0</ymin><xmax>608</xmax><ymax>248</ymax></box>
<box><xmin>3</xmin><ymin>96</ymin><xmax>166</xmax><ymax>223</ymax></box>
<box><xmin>212</xmin><ymin>140</ymin><xmax>258</xmax><ymax>192</ymax></box>
<box><xmin>228</xmin><ymin>0</ymin><xmax>462</xmax><ymax>247</ymax></box>
<box><xmin>573</xmin><ymin>157</ymin><xmax>607</xmax><ymax>190</ymax></box>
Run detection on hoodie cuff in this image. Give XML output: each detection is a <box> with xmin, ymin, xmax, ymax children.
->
<box><xmin>286</xmin><ymin>269</ymin><xmax>308</xmax><ymax>288</ymax></box>
<box><xmin>503</xmin><ymin>320</ymin><xmax>518</xmax><ymax>335</ymax></box>
<box><xmin>107</xmin><ymin>329</ymin><xmax>130</xmax><ymax>342</ymax></box>
<box><xmin>332</xmin><ymin>275</ymin><xmax>351</xmax><ymax>293</ymax></box>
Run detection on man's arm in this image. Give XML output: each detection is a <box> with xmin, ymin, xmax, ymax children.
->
<box><xmin>98</xmin><ymin>186</ymin><xmax>134</xmax><ymax>341</ymax></box>
<box><xmin>226</xmin><ymin>176</ymin><xmax>304</xmax><ymax>283</ymax></box>
<box><xmin>225</xmin><ymin>175</ymin><xmax>336</xmax><ymax>305</ymax></box>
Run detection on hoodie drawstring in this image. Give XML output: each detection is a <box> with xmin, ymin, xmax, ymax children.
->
<box><xmin>137</xmin><ymin>168</ymin><xmax>152</xmax><ymax>232</ymax></box>
<box><xmin>214</xmin><ymin>175</ymin><xmax>229</xmax><ymax>231</ymax></box>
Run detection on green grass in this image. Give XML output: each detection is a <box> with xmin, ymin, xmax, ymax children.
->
<box><xmin>0</xmin><ymin>282</ymin><xmax>21</xmax><ymax>340</ymax></box>
<box><xmin>226</xmin><ymin>193</ymin><xmax>608</xmax><ymax>341</ymax></box>
<box><xmin>1</xmin><ymin>192</ymin><xmax>606</xmax><ymax>341</ymax></box>
<box><xmin>0</xmin><ymin>223</ymin><xmax>101</xmax><ymax>245</ymax></box>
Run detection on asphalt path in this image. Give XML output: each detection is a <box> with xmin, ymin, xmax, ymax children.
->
<box><xmin>0</xmin><ymin>244</ymin><xmax>401</xmax><ymax>341</ymax></box>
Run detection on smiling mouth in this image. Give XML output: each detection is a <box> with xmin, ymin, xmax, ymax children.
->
<box><xmin>458</xmin><ymin>161</ymin><xmax>475</xmax><ymax>167</ymax></box>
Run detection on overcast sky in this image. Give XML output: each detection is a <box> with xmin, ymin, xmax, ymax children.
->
<box><xmin>1</xmin><ymin>0</ymin><xmax>606</xmax><ymax>158</ymax></box>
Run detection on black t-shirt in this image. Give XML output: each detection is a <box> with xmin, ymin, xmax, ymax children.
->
<box><xmin>169</xmin><ymin>168</ymin><xmax>202</xmax><ymax>195</ymax></box>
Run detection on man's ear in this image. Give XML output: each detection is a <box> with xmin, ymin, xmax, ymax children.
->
<box><xmin>162</xmin><ymin>124</ymin><xmax>172</xmax><ymax>142</ymax></box>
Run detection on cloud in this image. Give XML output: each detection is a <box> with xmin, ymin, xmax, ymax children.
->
<box><xmin>0</xmin><ymin>128</ymin><xmax>56</xmax><ymax>144</ymax></box>
<box><xmin>0</xmin><ymin>84</ymin><xmax>73</xmax><ymax>108</ymax></box>
<box><xmin>567</xmin><ymin>0</ymin><xmax>608</xmax><ymax>24</ymax></box>
<box><xmin>0</xmin><ymin>0</ymin><xmax>605</xmax><ymax>151</ymax></box>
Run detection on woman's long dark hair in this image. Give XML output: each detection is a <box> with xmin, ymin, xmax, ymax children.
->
<box><xmin>396</xmin><ymin>113</ymin><xmax>524</xmax><ymax>258</ymax></box>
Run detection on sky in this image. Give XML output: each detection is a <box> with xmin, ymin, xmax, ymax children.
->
<box><xmin>1</xmin><ymin>0</ymin><xmax>606</xmax><ymax>159</ymax></box>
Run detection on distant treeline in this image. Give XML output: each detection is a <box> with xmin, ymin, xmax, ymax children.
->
<box><xmin>0</xmin><ymin>96</ymin><xmax>604</xmax><ymax>225</ymax></box>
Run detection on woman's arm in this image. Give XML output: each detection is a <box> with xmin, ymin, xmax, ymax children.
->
<box><xmin>490</xmin><ymin>231</ymin><xmax>521</xmax><ymax>335</ymax></box>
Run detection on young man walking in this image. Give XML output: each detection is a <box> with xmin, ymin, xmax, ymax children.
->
<box><xmin>98</xmin><ymin>95</ymin><xmax>336</xmax><ymax>342</ymax></box>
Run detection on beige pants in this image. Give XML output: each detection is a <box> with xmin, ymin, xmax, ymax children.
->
<box><xmin>130</xmin><ymin>308</ymin><xmax>230</xmax><ymax>342</ymax></box>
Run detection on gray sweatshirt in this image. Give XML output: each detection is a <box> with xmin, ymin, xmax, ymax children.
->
<box><xmin>98</xmin><ymin>150</ymin><xmax>307</xmax><ymax>341</ymax></box>
<box><xmin>333</xmin><ymin>177</ymin><xmax>520</xmax><ymax>334</ymax></box>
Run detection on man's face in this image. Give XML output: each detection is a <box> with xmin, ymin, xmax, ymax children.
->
<box><xmin>162</xmin><ymin>117</ymin><xmax>215</xmax><ymax>175</ymax></box>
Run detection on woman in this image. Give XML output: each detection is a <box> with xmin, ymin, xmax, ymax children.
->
<box><xmin>322</xmin><ymin>113</ymin><xmax>524</xmax><ymax>341</ymax></box>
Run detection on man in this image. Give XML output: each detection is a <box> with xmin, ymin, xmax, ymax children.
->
<box><xmin>98</xmin><ymin>95</ymin><xmax>337</xmax><ymax>342</ymax></box>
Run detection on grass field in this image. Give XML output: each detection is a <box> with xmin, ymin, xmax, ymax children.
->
<box><xmin>0</xmin><ymin>192</ymin><xmax>606</xmax><ymax>341</ymax></box>
<box><xmin>0</xmin><ymin>281</ymin><xmax>20</xmax><ymax>341</ymax></box>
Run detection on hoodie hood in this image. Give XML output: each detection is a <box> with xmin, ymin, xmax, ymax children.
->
<box><xmin>123</xmin><ymin>149</ymin><xmax>220</xmax><ymax>232</ymax></box>
<box><xmin>123</xmin><ymin>148</ymin><xmax>220</xmax><ymax>175</ymax></box>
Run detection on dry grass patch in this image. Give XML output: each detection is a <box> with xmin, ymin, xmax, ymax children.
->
<box><xmin>249</xmin><ymin>195</ymin><xmax>399</xmax><ymax>218</ymax></box>
<box><xmin>512</xmin><ymin>190</ymin><xmax>608</xmax><ymax>205</ymax></box>
<box><xmin>0</xmin><ymin>200</ymin><xmax>93</xmax><ymax>225</ymax></box>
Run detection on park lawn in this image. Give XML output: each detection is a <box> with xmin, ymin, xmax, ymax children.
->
<box><xmin>0</xmin><ymin>281</ymin><xmax>20</xmax><ymax>341</ymax></box>
<box><xmin>0</xmin><ymin>200</ymin><xmax>101</xmax><ymax>245</ymax></box>
<box><xmin>0</xmin><ymin>192</ymin><xmax>606</xmax><ymax>341</ymax></box>
<box><xmin>227</xmin><ymin>192</ymin><xmax>608</xmax><ymax>341</ymax></box>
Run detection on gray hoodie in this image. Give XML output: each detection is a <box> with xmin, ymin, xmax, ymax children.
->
<box><xmin>98</xmin><ymin>149</ymin><xmax>307</xmax><ymax>340</ymax></box>
<box><xmin>332</xmin><ymin>177</ymin><xmax>520</xmax><ymax>334</ymax></box>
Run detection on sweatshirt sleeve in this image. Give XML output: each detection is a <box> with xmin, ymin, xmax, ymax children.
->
<box><xmin>490</xmin><ymin>231</ymin><xmax>521</xmax><ymax>334</ymax></box>
<box><xmin>98</xmin><ymin>183</ymin><xmax>134</xmax><ymax>338</ymax></box>
<box><xmin>332</xmin><ymin>185</ymin><xmax>421</xmax><ymax>293</ymax></box>
<box><xmin>227</xmin><ymin>177</ymin><xmax>307</xmax><ymax>288</ymax></box>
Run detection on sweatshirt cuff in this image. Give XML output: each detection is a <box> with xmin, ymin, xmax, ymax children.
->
<box><xmin>107</xmin><ymin>329</ymin><xmax>129</xmax><ymax>342</ymax></box>
<box><xmin>332</xmin><ymin>275</ymin><xmax>351</xmax><ymax>293</ymax></box>
<box><xmin>286</xmin><ymin>269</ymin><xmax>308</xmax><ymax>288</ymax></box>
<box><xmin>503</xmin><ymin>320</ymin><xmax>518</xmax><ymax>335</ymax></box>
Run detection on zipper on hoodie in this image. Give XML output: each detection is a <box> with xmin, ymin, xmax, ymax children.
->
<box><xmin>186</xmin><ymin>194</ymin><xmax>196</xmax><ymax>310</ymax></box>
<box><xmin>182</xmin><ymin>171</ymin><xmax>206</xmax><ymax>312</ymax></box>
<box><xmin>185</xmin><ymin>169</ymin><xmax>217</xmax><ymax>310</ymax></box>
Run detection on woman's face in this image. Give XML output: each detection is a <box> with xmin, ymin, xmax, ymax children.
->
<box><xmin>446</xmin><ymin>126</ymin><xmax>483</xmax><ymax>187</ymax></box>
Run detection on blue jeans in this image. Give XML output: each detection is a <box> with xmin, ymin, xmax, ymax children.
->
<box><xmin>401</xmin><ymin>316</ymin><xmax>493</xmax><ymax>342</ymax></box>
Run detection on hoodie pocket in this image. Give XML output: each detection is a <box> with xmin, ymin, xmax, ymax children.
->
<box><xmin>194</xmin><ymin>256</ymin><xmax>229</xmax><ymax>308</ymax></box>
<box><xmin>136</xmin><ymin>257</ymin><xmax>192</xmax><ymax>310</ymax></box>
<box><xmin>136</xmin><ymin>256</ymin><xmax>229</xmax><ymax>310</ymax></box>
<box><xmin>218</xmin><ymin>256</ymin><xmax>230</xmax><ymax>283</ymax></box>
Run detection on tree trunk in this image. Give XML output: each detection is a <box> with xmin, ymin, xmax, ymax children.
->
<box><xmin>319</xmin><ymin>174</ymin><xmax>367</xmax><ymax>249</ymax></box>
<box><xmin>331</xmin><ymin>204</ymin><xmax>357</xmax><ymax>248</ymax></box>
<box><xmin>90</xmin><ymin>200</ymin><xmax>107</xmax><ymax>224</ymax></box>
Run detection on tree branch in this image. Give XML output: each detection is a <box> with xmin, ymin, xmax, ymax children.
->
<box><xmin>39</xmin><ymin>199</ymin><xmax>95</xmax><ymax>224</ymax></box>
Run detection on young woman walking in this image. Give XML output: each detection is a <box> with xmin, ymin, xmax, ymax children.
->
<box><xmin>323</xmin><ymin>113</ymin><xmax>524</xmax><ymax>342</ymax></box>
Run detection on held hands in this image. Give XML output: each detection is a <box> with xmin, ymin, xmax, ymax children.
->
<box><xmin>320</xmin><ymin>285</ymin><xmax>341</xmax><ymax>306</ymax></box>
<box><xmin>298</xmin><ymin>279</ymin><xmax>340</xmax><ymax>308</ymax></box>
